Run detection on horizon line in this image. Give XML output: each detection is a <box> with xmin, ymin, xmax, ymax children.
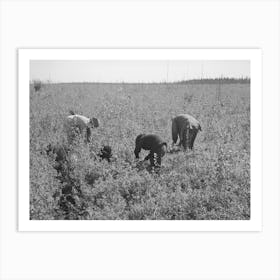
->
<box><xmin>30</xmin><ymin>76</ymin><xmax>251</xmax><ymax>85</ymax></box>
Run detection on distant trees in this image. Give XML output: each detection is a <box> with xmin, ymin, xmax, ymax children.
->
<box><xmin>178</xmin><ymin>77</ymin><xmax>250</xmax><ymax>85</ymax></box>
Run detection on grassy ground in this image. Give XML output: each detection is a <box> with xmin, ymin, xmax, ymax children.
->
<box><xmin>30</xmin><ymin>82</ymin><xmax>250</xmax><ymax>220</ymax></box>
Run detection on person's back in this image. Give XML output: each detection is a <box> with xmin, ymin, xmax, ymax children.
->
<box><xmin>134</xmin><ymin>134</ymin><xmax>167</xmax><ymax>166</ymax></box>
<box><xmin>174</xmin><ymin>114</ymin><xmax>201</xmax><ymax>130</ymax></box>
<box><xmin>67</xmin><ymin>114</ymin><xmax>89</xmax><ymax>127</ymax></box>
<box><xmin>138</xmin><ymin>134</ymin><xmax>165</xmax><ymax>151</ymax></box>
<box><xmin>65</xmin><ymin>114</ymin><xmax>91</xmax><ymax>144</ymax></box>
<box><xmin>172</xmin><ymin>114</ymin><xmax>201</xmax><ymax>150</ymax></box>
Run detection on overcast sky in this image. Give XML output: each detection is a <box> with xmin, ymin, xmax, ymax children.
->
<box><xmin>30</xmin><ymin>60</ymin><xmax>250</xmax><ymax>83</ymax></box>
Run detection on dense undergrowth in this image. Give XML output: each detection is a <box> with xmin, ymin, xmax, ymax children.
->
<box><xmin>30</xmin><ymin>82</ymin><xmax>250</xmax><ymax>220</ymax></box>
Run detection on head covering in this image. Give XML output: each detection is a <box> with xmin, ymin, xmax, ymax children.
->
<box><xmin>90</xmin><ymin>117</ymin><xmax>100</xmax><ymax>128</ymax></box>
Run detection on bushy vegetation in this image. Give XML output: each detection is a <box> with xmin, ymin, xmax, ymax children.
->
<box><xmin>178</xmin><ymin>77</ymin><xmax>250</xmax><ymax>85</ymax></box>
<box><xmin>32</xmin><ymin>80</ymin><xmax>43</xmax><ymax>92</ymax></box>
<box><xmin>30</xmin><ymin>82</ymin><xmax>250</xmax><ymax>220</ymax></box>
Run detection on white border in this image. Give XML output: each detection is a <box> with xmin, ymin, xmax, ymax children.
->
<box><xmin>18</xmin><ymin>48</ymin><xmax>262</xmax><ymax>232</ymax></box>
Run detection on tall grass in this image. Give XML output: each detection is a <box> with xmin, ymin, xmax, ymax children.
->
<box><xmin>30</xmin><ymin>82</ymin><xmax>250</xmax><ymax>220</ymax></box>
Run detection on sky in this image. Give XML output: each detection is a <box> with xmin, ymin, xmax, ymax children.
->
<box><xmin>30</xmin><ymin>60</ymin><xmax>250</xmax><ymax>83</ymax></box>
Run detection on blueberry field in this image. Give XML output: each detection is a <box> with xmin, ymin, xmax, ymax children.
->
<box><xmin>30</xmin><ymin>82</ymin><xmax>250</xmax><ymax>220</ymax></box>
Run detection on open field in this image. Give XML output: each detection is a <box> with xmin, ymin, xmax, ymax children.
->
<box><xmin>30</xmin><ymin>82</ymin><xmax>250</xmax><ymax>220</ymax></box>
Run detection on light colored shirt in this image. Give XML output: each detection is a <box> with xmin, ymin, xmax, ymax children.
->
<box><xmin>64</xmin><ymin>114</ymin><xmax>91</xmax><ymax>143</ymax></box>
<box><xmin>67</xmin><ymin>114</ymin><xmax>90</xmax><ymax>126</ymax></box>
<box><xmin>174</xmin><ymin>114</ymin><xmax>201</xmax><ymax>130</ymax></box>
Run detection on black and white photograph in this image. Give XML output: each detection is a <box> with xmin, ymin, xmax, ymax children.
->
<box><xmin>18</xmin><ymin>49</ymin><xmax>261</xmax><ymax>228</ymax></box>
<box><xmin>2</xmin><ymin>1</ymin><xmax>280</xmax><ymax>279</ymax></box>
<box><xmin>18</xmin><ymin>48</ymin><xmax>261</xmax><ymax>231</ymax></box>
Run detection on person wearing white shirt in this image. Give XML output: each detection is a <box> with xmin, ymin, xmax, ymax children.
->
<box><xmin>65</xmin><ymin>111</ymin><xmax>99</xmax><ymax>144</ymax></box>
